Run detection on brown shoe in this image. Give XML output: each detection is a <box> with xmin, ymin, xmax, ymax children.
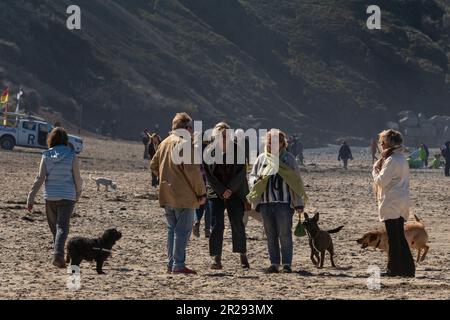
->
<box><xmin>52</xmin><ymin>255</ymin><xmax>66</xmax><ymax>269</ymax></box>
<box><xmin>172</xmin><ymin>267</ymin><xmax>197</xmax><ymax>275</ymax></box>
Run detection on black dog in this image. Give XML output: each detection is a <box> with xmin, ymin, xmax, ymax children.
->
<box><xmin>303</xmin><ymin>213</ymin><xmax>343</xmax><ymax>268</ymax></box>
<box><xmin>66</xmin><ymin>228</ymin><xmax>122</xmax><ymax>274</ymax></box>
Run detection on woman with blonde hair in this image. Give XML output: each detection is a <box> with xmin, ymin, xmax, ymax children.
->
<box><xmin>247</xmin><ymin>129</ymin><xmax>307</xmax><ymax>273</ymax></box>
<box><xmin>204</xmin><ymin>122</ymin><xmax>249</xmax><ymax>270</ymax></box>
<box><xmin>373</xmin><ymin>129</ymin><xmax>415</xmax><ymax>277</ymax></box>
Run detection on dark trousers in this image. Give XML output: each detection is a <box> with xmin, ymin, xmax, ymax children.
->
<box><xmin>209</xmin><ymin>196</ymin><xmax>247</xmax><ymax>256</ymax></box>
<box><xmin>195</xmin><ymin>201</ymin><xmax>211</xmax><ymax>232</ymax></box>
<box><xmin>342</xmin><ymin>158</ymin><xmax>349</xmax><ymax>169</ymax></box>
<box><xmin>445</xmin><ymin>160</ymin><xmax>450</xmax><ymax>176</ymax></box>
<box><xmin>384</xmin><ymin>217</ymin><xmax>415</xmax><ymax>277</ymax></box>
<box><xmin>151</xmin><ymin>173</ymin><xmax>159</xmax><ymax>187</ymax></box>
<box><xmin>46</xmin><ymin>200</ymin><xmax>75</xmax><ymax>257</ymax></box>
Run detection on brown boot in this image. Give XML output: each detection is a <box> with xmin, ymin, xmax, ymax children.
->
<box><xmin>52</xmin><ymin>255</ymin><xmax>67</xmax><ymax>269</ymax></box>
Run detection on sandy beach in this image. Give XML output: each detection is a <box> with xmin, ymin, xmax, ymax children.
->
<box><xmin>1</xmin><ymin>137</ymin><xmax>449</xmax><ymax>300</ymax></box>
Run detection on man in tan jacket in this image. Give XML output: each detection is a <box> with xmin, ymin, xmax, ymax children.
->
<box><xmin>150</xmin><ymin>113</ymin><xmax>206</xmax><ymax>275</ymax></box>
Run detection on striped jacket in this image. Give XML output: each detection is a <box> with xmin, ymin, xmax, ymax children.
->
<box><xmin>249</xmin><ymin>151</ymin><xmax>304</xmax><ymax>210</ymax></box>
<box><xmin>27</xmin><ymin>145</ymin><xmax>83</xmax><ymax>206</ymax></box>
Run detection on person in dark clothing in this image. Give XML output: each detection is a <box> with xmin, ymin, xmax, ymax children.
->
<box><xmin>442</xmin><ymin>141</ymin><xmax>450</xmax><ymax>177</ymax></box>
<box><xmin>142</xmin><ymin>129</ymin><xmax>151</xmax><ymax>169</ymax></box>
<box><xmin>204</xmin><ymin>122</ymin><xmax>249</xmax><ymax>270</ymax></box>
<box><xmin>148</xmin><ymin>134</ymin><xmax>161</xmax><ymax>187</ymax></box>
<box><xmin>193</xmin><ymin>139</ymin><xmax>212</xmax><ymax>238</ymax></box>
<box><xmin>422</xmin><ymin>143</ymin><xmax>430</xmax><ymax>168</ymax></box>
<box><xmin>338</xmin><ymin>141</ymin><xmax>353</xmax><ymax>169</ymax></box>
<box><xmin>288</xmin><ymin>135</ymin><xmax>304</xmax><ymax>165</ymax></box>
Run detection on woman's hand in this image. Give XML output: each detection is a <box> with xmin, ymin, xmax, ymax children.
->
<box><xmin>295</xmin><ymin>207</ymin><xmax>304</xmax><ymax>219</ymax></box>
<box><xmin>199</xmin><ymin>196</ymin><xmax>207</xmax><ymax>205</ymax></box>
<box><xmin>223</xmin><ymin>189</ymin><xmax>233</xmax><ymax>200</ymax></box>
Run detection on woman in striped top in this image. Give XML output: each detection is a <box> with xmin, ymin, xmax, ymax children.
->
<box><xmin>249</xmin><ymin>129</ymin><xmax>306</xmax><ymax>274</ymax></box>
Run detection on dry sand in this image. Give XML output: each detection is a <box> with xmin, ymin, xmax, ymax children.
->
<box><xmin>1</xmin><ymin>137</ymin><xmax>449</xmax><ymax>300</ymax></box>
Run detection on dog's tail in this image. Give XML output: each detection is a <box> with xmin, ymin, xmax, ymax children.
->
<box><xmin>327</xmin><ymin>226</ymin><xmax>344</xmax><ymax>234</ymax></box>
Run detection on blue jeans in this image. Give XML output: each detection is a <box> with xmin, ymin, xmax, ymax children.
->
<box><xmin>259</xmin><ymin>203</ymin><xmax>294</xmax><ymax>266</ymax></box>
<box><xmin>164</xmin><ymin>206</ymin><xmax>195</xmax><ymax>271</ymax></box>
<box><xmin>195</xmin><ymin>201</ymin><xmax>211</xmax><ymax>232</ymax></box>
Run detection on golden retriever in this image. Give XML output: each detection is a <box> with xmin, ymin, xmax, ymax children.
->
<box><xmin>356</xmin><ymin>214</ymin><xmax>429</xmax><ymax>263</ymax></box>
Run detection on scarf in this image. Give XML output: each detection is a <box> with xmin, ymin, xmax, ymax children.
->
<box><xmin>247</xmin><ymin>148</ymin><xmax>308</xmax><ymax>206</ymax></box>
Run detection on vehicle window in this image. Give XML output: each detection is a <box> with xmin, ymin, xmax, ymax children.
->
<box><xmin>23</xmin><ymin>122</ymin><xmax>36</xmax><ymax>131</ymax></box>
<box><xmin>39</xmin><ymin>124</ymin><xmax>49</xmax><ymax>132</ymax></box>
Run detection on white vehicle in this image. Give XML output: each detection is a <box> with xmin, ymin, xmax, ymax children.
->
<box><xmin>0</xmin><ymin>113</ymin><xmax>83</xmax><ymax>153</ymax></box>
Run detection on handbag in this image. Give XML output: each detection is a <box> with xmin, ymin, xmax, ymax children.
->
<box><xmin>294</xmin><ymin>212</ymin><xmax>306</xmax><ymax>237</ymax></box>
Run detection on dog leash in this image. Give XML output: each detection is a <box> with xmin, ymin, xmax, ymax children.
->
<box><xmin>305</xmin><ymin>228</ymin><xmax>321</xmax><ymax>254</ymax></box>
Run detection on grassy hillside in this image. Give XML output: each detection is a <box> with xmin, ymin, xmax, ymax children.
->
<box><xmin>0</xmin><ymin>0</ymin><xmax>449</xmax><ymax>144</ymax></box>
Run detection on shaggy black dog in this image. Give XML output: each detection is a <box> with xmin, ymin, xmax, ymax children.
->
<box><xmin>66</xmin><ymin>228</ymin><xmax>122</xmax><ymax>274</ymax></box>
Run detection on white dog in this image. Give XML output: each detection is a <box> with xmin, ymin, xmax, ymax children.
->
<box><xmin>90</xmin><ymin>175</ymin><xmax>117</xmax><ymax>192</ymax></box>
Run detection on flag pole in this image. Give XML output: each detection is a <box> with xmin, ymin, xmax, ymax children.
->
<box><xmin>1</xmin><ymin>87</ymin><xmax>10</xmax><ymax>126</ymax></box>
<box><xmin>15</xmin><ymin>89</ymin><xmax>24</xmax><ymax>124</ymax></box>
<box><xmin>3</xmin><ymin>102</ymin><xmax>8</xmax><ymax>126</ymax></box>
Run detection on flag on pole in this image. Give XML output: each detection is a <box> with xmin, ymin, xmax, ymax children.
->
<box><xmin>15</xmin><ymin>89</ymin><xmax>24</xmax><ymax>114</ymax></box>
<box><xmin>0</xmin><ymin>87</ymin><xmax>9</xmax><ymax>104</ymax></box>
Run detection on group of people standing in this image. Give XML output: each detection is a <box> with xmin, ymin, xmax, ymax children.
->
<box><xmin>149</xmin><ymin>113</ymin><xmax>307</xmax><ymax>274</ymax></box>
<box><xmin>149</xmin><ymin>113</ymin><xmax>418</xmax><ymax>277</ymax></box>
<box><xmin>23</xmin><ymin>111</ymin><xmax>445</xmax><ymax>279</ymax></box>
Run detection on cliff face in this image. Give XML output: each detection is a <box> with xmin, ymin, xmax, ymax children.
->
<box><xmin>0</xmin><ymin>0</ymin><xmax>449</xmax><ymax>144</ymax></box>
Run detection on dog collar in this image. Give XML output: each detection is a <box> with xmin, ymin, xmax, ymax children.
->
<box><xmin>93</xmin><ymin>247</ymin><xmax>112</xmax><ymax>253</ymax></box>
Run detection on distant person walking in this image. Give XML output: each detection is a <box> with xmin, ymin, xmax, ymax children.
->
<box><xmin>150</xmin><ymin>113</ymin><xmax>206</xmax><ymax>274</ymax></box>
<box><xmin>289</xmin><ymin>135</ymin><xmax>304</xmax><ymax>166</ymax></box>
<box><xmin>142</xmin><ymin>129</ymin><xmax>151</xmax><ymax>169</ymax></box>
<box><xmin>248</xmin><ymin>129</ymin><xmax>307</xmax><ymax>274</ymax></box>
<box><xmin>373</xmin><ymin>129</ymin><xmax>415</xmax><ymax>278</ymax></box>
<box><xmin>423</xmin><ymin>143</ymin><xmax>429</xmax><ymax>167</ymax></box>
<box><xmin>338</xmin><ymin>141</ymin><xmax>353</xmax><ymax>169</ymax></box>
<box><xmin>442</xmin><ymin>141</ymin><xmax>450</xmax><ymax>177</ymax></box>
<box><xmin>149</xmin><ymin>133</ymin><xmax>161</xmax><ymax>188</ymax></box>
<box><xmin>26</xmin><ymin>127</ymin><xmax>83</xmax><ymax>269</ymax></box>
<box><xmin>370</xmin><ymin>138</ymin><xmax>379</xmax><ymax>164</ymax></box>
<box><xmin>204</xmin><ymin>122</ymin><xmax>250</xmax><ymax>270</ymax></box>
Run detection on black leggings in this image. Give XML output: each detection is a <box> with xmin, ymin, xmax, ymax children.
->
<box><xmin>384</xmin><ymin>217</ymin><xmax>415</xmax><ymax>277</ymax></box>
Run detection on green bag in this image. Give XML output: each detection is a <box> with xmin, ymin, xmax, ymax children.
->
<box><xmin>294</xmin><ymin>213</ymin><xmax>306</xmax><ymax>237</ymax></box>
